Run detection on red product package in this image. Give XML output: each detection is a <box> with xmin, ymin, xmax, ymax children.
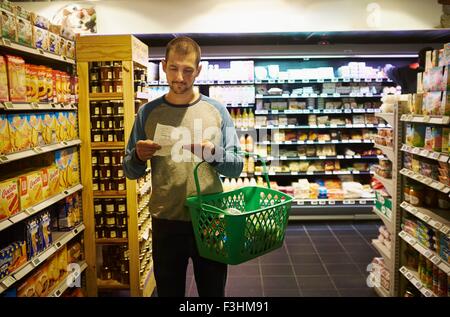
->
<box><xmin>5</xmin><ymin>55</ymin><xmax>27</xmax><ymax>102</ymax></box>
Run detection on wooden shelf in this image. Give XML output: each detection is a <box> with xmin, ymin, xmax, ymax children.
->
<box><xmin>372</xmin><ymin>207</ymin><xmax>393</xmax><ymax>233</ymax></box>
<box><xmin>96</xmin><ymin>238</ymin><xmax>128</xmax><ymax>244</ymax></box>
<box><xmin>93</xmin><ymin>191</ymin><xmax>127</xmax><ymax>198</ymax></box>
<box><xmin>91</xmin><ymin>142</ymin><xmax>125</xmax><ymax>150</ymax></box>
<box><xmin>89</xmin><ymin>93</ymin><xmax>123</xmax><ymax>101</ymax></box>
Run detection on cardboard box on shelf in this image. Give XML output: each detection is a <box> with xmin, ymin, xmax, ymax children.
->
<box><xmin>442</xmin><ymin>128</ymin><xmax>450</xmax><ymax>154</ymax></box>
<box><xmin>28</xmin><ymin>113</ymin><xmax>45</xmax><ymax>148</ymax></box>
<box><xmin>15</xmin><ymin>14</ymin><xmax>32</xmax><ymax>47</ymax></box>
<box><xmin>0</xmin><ymin>178</ymin><xmax>19</xmax><ymax>219</ymax></box>
<box><xmin>56</xmin><ymin>111</ymin><xmax>68</xmax><ymax>142</ymax></box>
<box><xmin>42</xmin><ymin>112</ymin><xmax>57</xmax><ymax>145</ymax></box>
<box><xmin>18</xmin><ymin>170</ymin><xmax>43</xmax><ymax>210</ymax></box>
<box><xmin>8</xmin><ymin>113</ymin><xmax>31</xmax><ymax>152</ymax></box>
<box><xmin>32</xmin><ymin>26</ymin><xmax>49</xmax><ymax>51</ymax></box>
<box><xmin>41</xmin><ymin>165</ymin><xmax>59</xmax><ymax>199</ymax></box>
<box><xmin>5</xmin><ymin>55</ymin><xmax>26</xmax><ymax>102</ymax></box>
<box><xmin>0</xmin><ymin>114</ymin><xmax>12</xmax><ymax>155</ymax></box>
<box><xmin>55</xmin><ymin>147</ymin><xmax>79</xmax><ymax>189</ymax></box>
<box><xmin>425</xmin><ymin>126</ymin><xmax>442</xmax><ymax>152</ymax></box>
<box><xmin>0</xmin><ymin>6</ymin><xmax>16</xmax><ymax>42</ymax></box>
<box><xmin>0</xmin><ymin>55</ymin><xmax>8</xmax><ymax>102</ymax></box>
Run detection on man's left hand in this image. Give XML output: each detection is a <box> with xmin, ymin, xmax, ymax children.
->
<box><xmin>183</xmin><ymin>140</ymin><xmax>216</xmax><ymax>162</ymax></box>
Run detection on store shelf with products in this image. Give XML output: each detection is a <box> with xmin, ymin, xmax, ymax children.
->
<box><xmin>399</xmin><ymin>266</ymin><xmax>437</xmax><ymax>297</ymax></box>
<box><xmin>256</xmin><ymin>108</ymin><xmax>381</xmax><ymax>115</ymax></box>
<box><xmin>401</xmin><ymin>144</ymin><xmax>450</xmax><ymax>164</ymax></box>
<box><xmin>77</xmin><ymin>34</ymin><xmax>154</xmax><ymax>297</ymax></box>
<box><xmin>373</xmin><ymin>207</ymin><xmax>393</xmax><ymax>233</ymax></box>
<box><xmin>400</xmin><ymin>201</ymin><xmax>450</xmax><ymax>236</ymax></box>
<box><xmin>400</xmin><ymin>114</ymin><xmax>450</xmax><ymax>125</ymax></box>
<box><xmin>48</xmin><ymin>261</ymin><xmax>88</xmax><ymax>297</ymax></box>
<box><xmin>375</xmin><ymin>112</ymin><xmax>395</xmax><ymax>127</ymax></box>
<box><xmin>372</xmin><ymin>239</ymin><xmax>392</xmax><ymax>263</ymax></box>
<box><xmin>374</xmin><ymin>143</ymin><xmax>395</xmax><ymax>163</ymax></box>
<box><xmin>254</xmin><ymin>124</ymin><xmax>386</xmax><ymax>129</ymax></box>
<box><xmin>400</xmin><ymin>168</ymin><xmax>450</xmax><ymax>195</ymax></box>
<box><xmin>0</xmin><ymin>101</ymin><xmax>77</xmax><ymax>111</ymax></box>
<box><xmin>0</xmin><ymin>223</ymin><xmax>85</xmax><ymax>295</ymax></box>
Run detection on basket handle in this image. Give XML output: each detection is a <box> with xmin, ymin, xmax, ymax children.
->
<box><xmin>193</xmin><ymin>151</ymin><xmax>271</xmax><ymax>205</ymax></box>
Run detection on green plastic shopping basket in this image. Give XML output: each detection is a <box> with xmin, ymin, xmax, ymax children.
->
<box><xmin>185</xmin><ymin>152</ymin><xmax>293</xmax><ymax>265</ymax></box>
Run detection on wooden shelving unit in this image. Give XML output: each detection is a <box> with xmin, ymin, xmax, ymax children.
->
<box><xmin>77</xmin><ymin>34</ymin><xmax>154</xmax><ymax>297</ymax></box>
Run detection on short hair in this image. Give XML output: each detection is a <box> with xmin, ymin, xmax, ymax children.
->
<box><xmin>165</xmin><ymin>36</ymin><xmax>201</xmax><ymax>66</ymax></box>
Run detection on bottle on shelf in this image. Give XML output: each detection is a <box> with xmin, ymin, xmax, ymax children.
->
<box><xmin>223</xmin><ymin>178</ymin><xmax>231</xmax><ymax>192</ymax></box>
<box><xmin>240</xmin><ymin>134</ymin><xmax>246</xmax><ymax>150</ymax></box>
<box><xmin>231</xmin><ymin>109</ymin><xmax>236</xmax><ymax>125</ymax></box>
<box><xmin>248</xmin><ymin>109</ymin><xmax>255</xmax><ymax>128</ymax></box>
<box><xmin>230</xmin><ymin>178</ymin><xmax>237</xmax><ymax>190</ymax></box>
<box><xmin>242</xmin><ymin>108</ymin><xmax>249</xmax><ymax>128</ymax></box>
<box><xmin>235</xmin><ymin>109</ymin><xmax>242</xmax><ymax>129</ymax></box>
<box><xmin>236</xmin><ymin>178</ymin><xmax>243</xmax><ymax>188</ymax></box>
<box><xmin>246</xmin><ymin>135</ymin><xmax>254</xmax><ymax>152</ymax></box>
<box><xmin>248</xmin><ymin>156</ymin><xmax>255</xmax><ymax>173</ymax></box>
<box><xmin>243</xmin><ymin>178</ymin><xmax>250</xmax><ymax>187</ymax></box>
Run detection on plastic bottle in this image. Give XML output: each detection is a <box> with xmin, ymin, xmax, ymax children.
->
<box><xmin>236</xmin><ymin>178</ymin><xmax>243</xmax><ymax>188</ymax></box>
<box><xmin>235</xmin><ymin>109</ymin><xmax>242</xmax><ymax>129</ymax></box>
<box><xmin>242</xmin><ymin>157</ymin><xmax>248</xmax><ymax>173</ymax></box>
<box><xmin>250</xmin><ymin>177</ymin><xmax>257</xmax><ymax>186</ymax></box>
<box><xmin>243</xmin><ymin>178</ymin><xmax>250</xmax><ymax>187</ymax></box>
<box><xmin>230</xmin><ymin>178</ymin><xmax>237</xmax><ymax>190</ymax></box>
<box><xmin>247</xmin><ymin>156</ymin><xmax>255</xmax><ymax>173</ymax></box>
<box><xmin>242</xmin><ymin>108</ymin><xmax>249</xmax><ymax>128</ymax></box>
<box><xmin>223</xmin><ymin>178</ymin><xmax>231</xmax><ymax>192</ymax></box>
<box><xmin>248</xmin><ymin>109</ymin><xmax>255</xmax><ymax>128</ymax></box>
<box><xmin>240</xmin><ymin>134</ymin><xmax>246</xmax><ymax>150</ymax></box>
<box><xmin>246</xmin><ymin>135</ymin><xmax>254</xmax><ymax>152</ymax></box>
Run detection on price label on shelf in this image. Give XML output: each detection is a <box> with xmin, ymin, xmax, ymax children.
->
<box><xmin>319</xmin><ymin>200</ymin><xmax>326</xmax><ymax>205</ymax></box>
<box><xmin>325</xmin><ymin>171</ymin><xmax>332</xmax><ymax>175</ymax></box>
<box><xmin>359</xmin><ymin>200</ymin><xmax>367</xmax><ymax>205</ymax></box>
<box><xmin>278</xmin><ymin>80</ymin><xmax>285</xmax><ymax>84</ymax></box>
<box><xmin>424</xmin><ymin>250</ymin><xmax>433</xmax><ymax>259</ymax></box>
<box><xmin>230</xmin><ymin>80</ymin><xmax>238</xmax><ymax>84</ymax></box>
<box><xmin>317</xmin><ymin>78</ymin><xmax>325</xmax><ymax>83</ymax></box>
<box><xmin>332</xmin><ymin>78</ymin><xmax>339</xmax><ymax>82</ymax></box>
<box><xmin>420</xmin><ymin>149</ymin><xmax>429</xmax><ymax>157</ymax></box>
<box><xmin>297</xmin><ymin>141</ymin><xmax>305</xmax><ymax>144</ymax></box>
<box><xmin>288</xmin><ymin>79</ymin><xmax>295</xmax><ymax>83</ymax></box>
<box><xmin>422</xmin><ymin>290</ymin><xmax>434</xmax><ymax>298</ymax></box>
<box><xmin>291</xmin><ymin>172</ymin><xmax>299</xmax><ymax>175</ymax></box>
<box><xmin>320</xmin><ymin>93</ymin><xmax>328</xmax><ymax>97</ymax></box>
<box><xmin>341</xmin><ymin>140</ymin><xmax>349</xmax><ymax>143</ymax></box>
<box><xmin>280</xmin><ymin>156</ymin><xmax>288</xmax><ymax>160</ymax></box>
<box><xmin>349</xmin><ymin>93</ymin><xmax>357</xmax><ymax>97</ymax></box>
<box><xmin>297</xmin><ymin>200</ymin><xmax>304</xmax><ymax>205</ymax></box>
<box><xmin>307</xmin><ymin>171</ymin><xmax>314</xmax><ymax>175</ymax></box>
<box><xmin>412</xmin><ymin>148</ymin><xmax>421</xmax><ymax>154</ymax></box>
<box><xmin>269</xmin><ymin>171</ymin><xmax>276</xmax><ymax>176</ymax></box>
<box><xmin>302</xmin><ymin>79</ymin><xmax>310</xmax><ymax>83</ymax></box>
<box><xmin>412</xmin><ymin>279</ymin><xmax>422</xmax><ymax>290</ymax></box>
<box><xmin>282</xmin><ymin>94</ymin><xmax>290</xmax><ymax>98</ymax></box>
<box><xmin>332</xmin><ymin>140</ymin><xmax>339</xmax><ymax>144</ymax></box>
<box><xmin>337</xmin><ymin>155</ymin><xmax>344</xmax><ymax>159</ymax></box>
<box><xmin>2</xmin><ymin>276</ymin><xmax>15</xmax><ymax>288</ymax></box>
<box><xmin>255</xmin><ymin>80</ymin><xmax>262</xmax><ymax>84</ymax></box>
<box><xmin>440</xmin><ymin>225</ymin><xmax>449</xmax><ymax>235</ymax></box>
<box><xmin>318</xmin><ymin>124</ymin><xmax>326</xmax><ymax>128</ymax></box>
<box><xmin>430</xmin><ymin>256</ymin><xmax>441</xmax><ymax>265</ymax></box>
<box><xmin>310</xmin><ymin>93</ymin><xmax>318</xmax><ymax>98</ymax></box>
<box><xmin>333</xmin><ymin>93</ymin><xmax>341</xmax><ymax>97</ymax></box>
<box><xmin>400</xmin><ymin>267</ymin><xmax>408</xmax><ymax>274</ymax></box>
<box><xmin>405</xmin><ymin>272</ymin><xmax>413</xmax><ymax>280</ymax></box>
<box><xmin>344</xmin><ymin>200</ymin><xmax>356</xmax><ymax>205</ymax></box>
<box><xmin>285</xmin><ymin>141</ymin><xmax>292</xmax><ymax>144</ymax></box>
<box><xmin>344</xmin><ymin>109</ymin><xmax>352</xmax><ymax>113</ymax></box>
<box><xmin>299</xmin><ymin>156</ymin><xmax>307</xmax><ymax>160</ymax></box>
<box><xmin>311</xmin><ymin>200</ymin><xmax>318</xmax><ymax>205</ymax></box>
<box><xmin>428</xmin><ymin>220</ymin><xmax>442</xmax><ymax>230</ymax></box>
<box><xmin>364</xmin><ymin>78</ymin><xmax>372</xmax><ymax>82</ymax></box>
<box><xmin>401</xmin><ymin>144</ymin><xmax>408</xmax><ymax>151</ymax></box>
<box><xmin>439</xmin><ymin>155</ymin><xmax>450</xmax><ymax>163</ymax></box>
<box><xmin>353</xmin><ymin>171</ymin><xmax>360</xmax><ymax>174</ymax></box>
<box><xmin>378</xmin><ymin>123</ymin><xmax>386</xmax><ymax>127</ymax></box>
<box><xmin>328</xmin><ymin>200</ymin><xmax>336</xmax><ymax>205</ymax></box>
<box><xmin>399</xmin><ymin>231</ymin><xmax>407</xmax><ymax>239</ymax></box>
<box><xmin>306</xmin><ymin>140</ymin><xmax>314</xmax><ymax>144</ymax></box>
<box><xmin>430</xmin><ymin>152</ymin><xmax>441</xmax><ymax>160</ymax></box>
<box><xmin>32</xmin><ymin>258</ymin><xmax>41</xmax><ymax>266</ymax></box>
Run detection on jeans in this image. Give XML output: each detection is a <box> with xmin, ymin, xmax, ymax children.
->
<box><xmin>151</xmin><ymin>217</ymin><xmax>228</xmax><ymax>297</ymax></box>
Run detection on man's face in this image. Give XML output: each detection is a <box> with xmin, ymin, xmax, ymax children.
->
<box><xmin>163</xmin><ymin>51</ymin><xmax>201</xmax><ymax>95</ymax></box>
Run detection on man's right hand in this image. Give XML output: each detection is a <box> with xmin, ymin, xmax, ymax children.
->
<box><xmin>136</xmin><ymin>140</ymin><xmax>161</xmax><ymax>161</ymax></box>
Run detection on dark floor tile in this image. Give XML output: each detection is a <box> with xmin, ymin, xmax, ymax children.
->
<box><xmin>307</xmin><ymin>230</ymin><xmax>334</xmax><ymax>237</ymax></box>
<box><xmin>324</xmin><ymin>263</ymin><xmax>361</xmax><ymax>275</ymax></box>
<box><xmin>285</xmin><ymin>236</ymin><xmax>311</xmax><ymax>244</ymax></box>
<box><xmin>261</xmin><ymin>264</ymin><xmax>294</xmax><ymax>276</ymax></box>
<box><xmin>264</xmin><ymin>288</ymin><xmax>301</xmax><ymax>297</ymax></box>
<box><xmin>228</xmin><ymin>264</ymin><xmax>260</xmax><ymax>277</ymax></box>
<box><xmin>331</xmin><ymin>275</ymin><xmax>369</xmax><ymax>289</ymax></box>
<box><xmin>226</xmin><ymin>287</ymin><xmax>263</xmax><ymax>297</ymax></box>
<box><xmin>348</xmin><ymin>252</ymin><xmax>377</xmax><ymax>263</ymax></box>
<box><xmin>319</xmin><ymin>253</ymin><xmax>353</xmax><ymax>264</ymax></box>
<box><xmin>227</xmin><ymin>276</ymin><xmax>262</xmax><ymax>289</ymax></box>
<box><xmin>297</xmin><ymin>276</ymin><xmax>335</xmax><ymax>290</ymax></box>
<box><xmin>304</xmin><ymin>224</ymin><xmax>330</xmax><ymax>231</ymax></box>
<box><xmin>337</xmin><ymin>235</ymin><xmax>367</xmax><ymax>243</ymax></box>
<box><xmin>259</xmin><ymin>253</ymin><xmax>291</xmax><ymax>264</ymax></box>
<box><xmin>285</xmin><ymin>230</ymin><xmax>307</xmax><ymax>236</ymax></box>
<box><xmin>310</xmin><ymin>236</ymin><xmax>339</xmax><ymax>244</ymax></box>
<box><xmin>290</xmin><ymin>253</ymin><xmax>321</xmax><ymax>264</ymax></box>
<box><xmin>355</xmin><ymin>262</ymin><xmax>372</xmax><ymax>275</ymax></box>
<box><xmin>344</xmin><ymin>245</ymin><xmax>376</xmax><ymax>254</ymax></box>
<box><xmin>293</xmin><ymin>263</ymin><xmax>327</xmax><ymax>276</ymax></box>
<box><xmin>338</xmin><ymin>288</ymin><xmax>377</xmax><ymax>297</ymax></box>
<box><xmin>301</xmin><ymin>289</ymin><xmax>339</xmax><ymax>297</ymax></box>
<box><xmin>263</xmin><ymin>276</ymin><xmax>298</xmax><ymax>289</ymax></box>
<box><xmin>286</xmin><ymin>243</ymin><xmax>317</xmax><ymax>254</ymax></box>
<box><xmin>314</xmin><ymin>244</ymin><xmax>345</xmax><ymax>254</ymax></box>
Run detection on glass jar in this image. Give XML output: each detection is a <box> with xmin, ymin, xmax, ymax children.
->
<box><xmin>115</xmin><ymin>129</ymin><xmax>125</xmax><ymax>142</ymax></box>
<box><xmin>94</xmin><ymin>199</ymin><xmax>103</xmax><ymax>215</ymax></box>
<box><xmin>97</xmin><ymin>150</ymin><xmax>111</xmax><ymax>165</ymax></box>
<box><xmin>90</xmin><ymin>81</ymin><xmax>100</xmax><ymax>93</ymax></box>
<box><xmin>111</xmin><ymin>150</ymin><xmax>124</xmax><ymax>165</ymax></box>
<box><xmin>95</xmin><ymin>212</ymin><xmax>104</xmax><ymax>226</ymax></box>
<box><xmin>103</xmin><ymin>211</ymin><xmax>116</xmax><ymax>226</ymax></box>
<box><xmin>90</xmin><ymin>101</ymin><xmax>101</xmax><ymax>115</ymax></box>
<box><xmin>99</xmin><ymin>177</ymin><xmax>111</xmax><ymax>191</ymax></box>
<box><xmin>111</xmin><ymin>100</ymin><xmax>124</xmax><ymax>115</ymax></box>
<box><xmin>409</xmin><ymin>185</ymin><xmax>424</xmax><ymax>207</ymax></box>
<box><xmin>95</xmin><ymin>225</ymin><xmax>105</xmax><ymax>239</ymax></box>
<box><xmin>90</xmin><ymin>66</ymin><xmax>100</xmax><ymax>81</ymax></box>
<box><xmin>111</xmin><ymin>164</ymin><xmax>124</xmax><ymax>178</ymax></box>
<box><xmin>116</xmin><ymin>199</ymin><xmax>126</xmax><ymax>213</ymax></box>
<box><xmin>91</xmin><ymin>129</ymin><xmax>102</xmax><ymax>142</ymax></box>
<box><xmin>112</xmin><ymin>65</ymin><xmax>122</xmax><ymax>79</ymax></box>
<box><xmin>404</xmin><ymin>184</ymin><xmax>411</xmax><ymax>203</ymax></box>
<box><xmin>102</xmin><ymin>130</ymin><xmax>115</xmax><ymax>142</ymax></box>
<box><xmin>101</xmin><ymin>80</ymin><xmax>114</xmax><ymax>93</ymax></box>
<box><xmin>101</xmin><ymin>116</ymin><xmax>113</xmax><ymax>130</ymax></box>
<box><xmin>91</xmin><ymin>115</ymin><xmax>102</xmax><ymax>129</ymax></box>
<box><xmin>116</xmin><ymin>212</ymin><xmax>127</xmax><ymax>226</ymax></box>
<box><xmin>92</xmin><ymin>165</ymin><xmax>99</xmax><ymax>178</ymax></box>
<box><xmin>104</xmin><ymin>225</ymin><xmax>117</xmax><ymax>238</ymax></box>
<box><xmin>115</xmin><ymin>177</ymin><xmax>126</xmax><ymax>191</ymax></box>
<box><xmin>92</xmin><ymin>179</ymin><xmax>100</xmax><ymax>191</ymax></box>
<box><xmin>113</xmin><ymin>115</ymin><xmax>124</xmax><ymax>129</ymax></box>
<box><xmin>100</xmin><ymin>66</ymin><xmax>113</xmax><ymax>80</ymax></box>
<box><xmin>98</xmin><ymin>164</ymin><xmax>111</xmax><ymax>178</ymax></box>
<box><xmin>100</xmin><ymin>101</ymin><xmax>113</xmax><ymax>115</ymax></box>
<box><xmin>113</xmin><ymin>79</ymin><xmax>123</xmax><ymax>93</ymax></box>
<box><xmin>117</xmin><ymin>224</ymin><xmax>128</xmax><ymax>239</ymax></box>
<box><xmin>100</xmin><ymin>265</ymin><xmax>112</xmax><ymax>280</ymax></box>
<box><xmin>104</xmin><ymin>199</ymin><xmax>115</xmax><ymax>213</ymax></box>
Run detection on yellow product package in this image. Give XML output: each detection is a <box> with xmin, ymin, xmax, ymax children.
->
<box><xmin>19</xmin><ymin>170</ymin><xmax>43</xmax><ymax>210</ymax></box>
<box><xmin>41</xmin><ymin>165</ymin><xmax>59</xmax><ymax>199</ymax></box>
<box><xmin>0</xmin><ymin>178</ymin><xmax>20</xmax><ymax>219</ymax></box>
<box><xmin>0</xmin><ymin>114</ymin><xmax>12</xmax><ymax>155</ymax></box>
<box><xmin>5</xmin><ymin>55</ymin><xmax>26</xmax><ymax>102</ymax></box>
<box><xmin>36</xmin><ymin>65</ymin><xmax>47</xmax><ymax>102</ymax></box>
<box><xmin>55</xmin><ymin>148</ymin><xmax>71</xmax><ymax>189</ymax></box>
<box><xmin>68</xmin><ymin>149</ymin><xmax>80</xmax><ymax>186</ymax></box>
<box><xmin>8</xmin><ymin>114</ymin><xmax>31</xmax><ymax>152</ymax></box>
<box><xmin>0</xmin><ymin>55</ymin><xmax>8</xmax><ymax>101</ymax></box>
<box><xmin>56</xmin><ymin>111</ymin><xmax>68</xmax><ymax>142</ymax></box>
<box><xmin>42</xmin><ymin>112</ymin><xmax>57</xmax><ymax>145</ymax></box>
<box><xmin>66</xmin><ymin>112</ymin><xmax>78</xmax><ymax>140</ymax></box>
<box><xmin>28</xmin><ymin>113</ymin><xmax>45</xmax><ymax>148</ymax></box>
<box><xmin>46</xmin><ymin>67</ymin><xmax>53</xmax><ymax>103</ymax></box>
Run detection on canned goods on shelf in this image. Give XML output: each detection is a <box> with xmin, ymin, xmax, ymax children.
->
<box><xmin>95</xmin><ymin>213</ymin><xmax>104</xmax><ymax>226</ymax></box>
<box><xmin>93</xmin><ymin>166</ymin><xmax>100</xmax><ymax>178</ymax></box>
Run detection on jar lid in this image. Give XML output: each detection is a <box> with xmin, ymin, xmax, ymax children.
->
<box><xmin>104</xmin><ymin>224</ymin><xmax>116</xmax><ymax>229</ymax></box>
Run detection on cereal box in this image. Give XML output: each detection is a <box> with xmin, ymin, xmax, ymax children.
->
<box><xmin>68</xmin><ymin>150</ymin><xmax>80</xmax><ymax>186</ymax></box>
<box><xmin>45</xmin><ymin>67</ymin><xmax>53</xmax><ymax>103</ymax></box>
<box><xmin>0</xmin><ymin>55</ymin><xmax>8</xmax><ymax>102</ymax></box>
<box><xmin>5</xmin><ymin>55</ymin><xmax>26</xmax><ymax>102</ymax></box>
<box><xmin>28</xmin><ymin>113</ymin><xmax>45</xmax><ymax>148</ymax></box>
<box><xmin>32</xmin><ymin>26</ymin><xmax>49</xmax><ymax>51</ymax></box>
<box><xmin>0</xmin><ymin>7</ymin><xmax>16</xmax><ymax>41</ymax></box>
<box><xmin>66</xmin><ymin>112</ymin><xmax>77</xmax><ymax>140</ymax></box>
<box><xmin>36</xmin><ymin>65</ymin><xmax>47</xmax><ymax>102</ymax></box>
<box><xmin>0</xmin><ymin>114</ymin><xmax>12</xmax><ymax>155</ymax></box>
<box><xmin>66</xmin><ymin>40</ymin><xmax>75</xmax><ymax>59</ymax></box>
<box><xmin>48</xmin><ymin>32</ymin><xmax>60</xmax><ymax>55</ymax></box>
<box><xmin>8</xmin><ymin>114</ymin><xmax>31</xmax><ymax>152</ymax></box>
<box><xmin>41</xmin><ymin>165</ymin><xmax>59</xmax><ymax>199</ymax></box>
<box><xmin>30</xmin><ymin>12</ymin><xmax>49</xmax><ymax>30</ymax></box>
<box><xmin>55</xmin><ymin>147</ymin><xmax>79</xmax><ymax>189</ymax></box>
<box><xmin>58</xmin><ymin>37</ymin><xmax>66</xmax><ymax>57</ymax></box>
<box><xmin>0</xmin><ymin>178</ymin><xmax>19</xmax><ymax>219</ymax></box>
<box><xmin>56</xmin><ymin>111</ymin><xmax>68</xmax><ymax>142</ymax></box>
<box><xmin>42</xmin><ymin>112</ymin><xmax>57</xmax><ymax>145</ymax></box>
<box><xmin>424</xmin><ymin>127</ymin><xmax>442</xmax><ymax>152</ymax></box>
<box><xmin>15</xmin><ymin>15</ymin><xmax>32</xmax><ymax>47</ymax></box>
<box><xmin>27</xmin><ymin>64</ymin><xmax>39</xmax><ymax>102</ymax></box>
<box><xmin>18</xmin><ymin>171</ymin><xmax>43</xmax><ymax>210</ymax></box>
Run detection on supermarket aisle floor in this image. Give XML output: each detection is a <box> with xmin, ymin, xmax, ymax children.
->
<box><xmin>186</xmin><ymin>221</ymin><xmax>381</xmax><ymax>297</ymax></box>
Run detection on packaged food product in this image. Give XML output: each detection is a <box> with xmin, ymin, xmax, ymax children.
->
<box><xmin>66</xmin><ymin>40</ymin><xmax>75</xmax><ymax>59</ymax></box>
<box><xmin>8</xmin><ymin>114</ymin><xmax>31</xmax><ymax>152</ymax></box>
<box><xmin>45</xmin><ymin>67</ymin><xmax>53</xmax><ymax>102</ymax></box>
<box><xmin>30</xmin><ymin>12</ymin><xmax>49</xmax><ymax>29</ymax></box>
<box><xmin>0</xmin><ymin>114</ymin><xmax>12</xmax><ymax>155</ymax></box>
<box><xmin>0</xmin><ymin>55</ymin><xmax>8</xmax><ymax>101</ymax></box>
<box><xmin>42</xmin><ymin>112</ymin><xmax>57</xmax><ymax>145</ymax></box>
<box><xmin>66</xmin><ymin>112</ymin><xmax>77</xmax><ymax>140</ymax></box>
<box><xmin>32</xmin><ymin>26</ymin><xmax>49</xmax><ymax>51</ymax></box>
<box><xmin>0</xmin><ymin>6</ymin><xmax>16</xmax><ymax>41</ymax></box>
<box><xmin>15</xmin><ymin>14</ymin><xmax>32</xmax><ymax>46</ymax></box>
<box><xmin>441</xmin><ymin>128</ymin><xmax>450</xmax><ymax>154</ymax></box>
<box><xmin>41</xmin><ymin>165</ymin><xmax>59</xmax><ymax>199</ymax></box>
<box><xmin>55</xmin><ymin>111</ymin><xmax>68</xmax><ymax>142</ymax></box>
<box><xmin>0</xmin><ymin>178</ymin><xmax>19</xmax><ymax>219</ymax></box>
<box><xmin>28</xmin><ymin>113</ymin><xmax>45</xmax><ymax>148</ymax></box>
<box><xmin>48</xmin><ymin>32</ymin><xmax>59</xmax><ymax>54</ymax></box>
<box><xmin>5</xmin><ymin>55</ymin><xmax>27</xmax><ymax>102</ymax></box>
<box><xmin>19</xmin><ymin>170</ymin><xmax>43</xmax><ymax>210</ymax></box>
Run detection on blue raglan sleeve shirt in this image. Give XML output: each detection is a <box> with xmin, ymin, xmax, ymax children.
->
<box><xmin>123</xmin><ymin>106</ymin><xmax>148</xmax><ymax>180</ymax></box>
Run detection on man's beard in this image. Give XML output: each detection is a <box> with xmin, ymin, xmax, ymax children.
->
<box><xmin>170</xmin><ymin>81</ymin><xmax>193</xmax><ymax>94</ymax></box>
